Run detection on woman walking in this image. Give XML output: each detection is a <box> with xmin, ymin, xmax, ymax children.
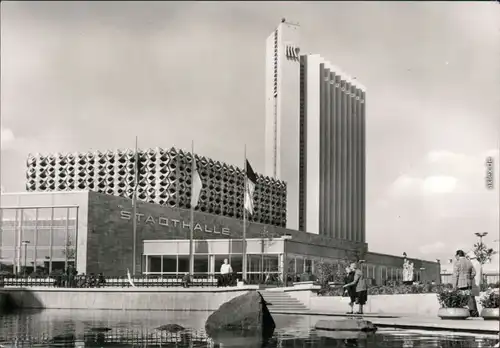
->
<box><xmin>343</xmin><ymin>265</ymin><xmax>356</xmax><ymax>314</ymax></box>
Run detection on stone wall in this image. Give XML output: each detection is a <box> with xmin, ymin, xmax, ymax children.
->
<box><xmin>0</xmin><ymin>290</ymin><xmax>17</xmax><ymax>313</ymax></box>
<box><xmin>306</xmin><ymin>293</ymin><xmax>486</xmax><ymax>317</ymax></box>
<box><xmin>5</xmin><ymin>287</ymin><xmax>257</xmax><ymax>311</ymax></box>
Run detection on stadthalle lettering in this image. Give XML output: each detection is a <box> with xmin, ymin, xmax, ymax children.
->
<box><xmin>120</xmin><ymin>210</ymin><xmax>230</xmax><ymax>235</ymax></box>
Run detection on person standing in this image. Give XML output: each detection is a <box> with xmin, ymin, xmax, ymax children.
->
<box><xmin>343</xmin><ymin>265</ymin><xmax>356</xmax><ymax>314</ymax></box>
<box><xmin>343</xmin><ymin>262</ymin><xmax>368</xmax><ymax>314</ymax></box>
<box><xmin>220</xmin><ymin>259</ymin><xmax>233</xmax><ymax>287</ymax></box>
<box><xmin>452</xmin><ymin>250</ymin><xmax>479</xmax><ymax>317</ymax></box>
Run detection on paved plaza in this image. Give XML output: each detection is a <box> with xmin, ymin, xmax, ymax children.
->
<box><xmin>269</xmin><ymin>309</ymin><xmax>500</xmax><ymax>335</ymax></box>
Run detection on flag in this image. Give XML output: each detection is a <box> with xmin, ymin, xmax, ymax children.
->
<box><xmin>133</xmin><ymin>150</ymin><xmax>142</xmax><ymax>207</ymax></box>
<box><xmin>126</xmin><ymin>269</ymin><xmax>136</xmax><ymax>287</ymax></box>
<box><xmin>244</xmin><ymin>160</ymin><xmax>257</xmax><ymax>215</ymax></box>
<box><xmin>191</xmin><ymin>156</ymin><xmax>203</xmax><ymax>208</ymax></box>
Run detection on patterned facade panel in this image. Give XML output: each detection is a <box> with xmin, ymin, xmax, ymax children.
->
<box><xmin>25</xmin><ymin>147</ymin><xmax>287</xmax><ymax>227</ymax></box>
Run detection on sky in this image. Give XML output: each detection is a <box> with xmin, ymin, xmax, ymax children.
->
<box><xmin>1</xmin><ymin>1</ymin><xmax>500</xmax><ymax>265</ymax></box>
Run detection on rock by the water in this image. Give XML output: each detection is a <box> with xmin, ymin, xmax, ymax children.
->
<box><xmin>315</xmin><ymin>319</ymin><xmax>377</xmax><ymax>332</ymax></box>
<box><xmin>156</xmin><ymin>324</ymin><xmax>185</xmax><ymax>332</ymax></box>
<box><xmin>205</xmin><ymin>291</ymin><xmax>275</xmax><ymax>338</ymax></box>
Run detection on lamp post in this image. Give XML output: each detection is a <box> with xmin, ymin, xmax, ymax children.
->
<box><xmin>475</xmin><ymin>232</ymin><xmax>488</xmax><ymax>289</ymax></box>
<box><xmin>21</xmin><ymin>240</ymin><xmax>30</xmax><ymax>276</ymax></box>
<box><xmin>282</xmin><ymin>234</ymin><xmax>292</xmax><ymax>287</ymax></box>
<box><xmin>436</xmin><ymin>260</ymin><xmax>441</xmax><ymax>283</ymax></box>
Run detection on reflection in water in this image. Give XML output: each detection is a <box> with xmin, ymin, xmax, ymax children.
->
<box><xmin>0</xmin><ymin>310</ymin><xmax>497</xmax><ymax>348</ymax></box>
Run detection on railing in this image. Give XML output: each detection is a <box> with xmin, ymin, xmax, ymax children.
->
<box><xmin>0</xmin><ymin>271</ymin><xmax>287</xmax><ymax>288</ymax></box>
<box><xmin>0</xmin><ymin>274</ymin><xmax>221</xmax><ymax>288</ymax></box>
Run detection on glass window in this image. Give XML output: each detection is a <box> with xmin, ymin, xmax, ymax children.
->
<box><xmin>305</xmin><ymin>259</ymin><xmax>312</xmax><ymax>273</ymax></box>
<box><xmin>19</xmin><ymin>229</ymin><xmax>35</xmax><ymax>244</ymax></box>
<box><xmin>210</xmin><ymin>240</ymin><xmax>230</xmax><ymax>255</ymax></box>
<box><xmin>49</xmin><ymin>248</ymin><xmax>71</xmax><ymax>260</ymax></box>
<box><xmin>178</xmin><ymin>255</ymin><xmax>189</xmax><ymax>273</ymax></box>
<box><xmin>230</xmin><ymin>255</ymin><xmax>242</xmax><ymax>274</ymax></box>
<box><xmin>162</xmin><ymin>255</ymin><xmax>177</xmax><ymax>273</ymax></box>
<box><xmin>149</xmin><ymin>256</ymin><xmax>161</xmax><ymax>273</ymax></box>
<box><xmin>286</xmin><ymin>256</ymin><xmax>295</xmax><ymax>274</ymax></box>
<box><xmin>0</xmin><ymin>248</ymin><xmax>16</xmax><ymax>261</ymax></box>
<box><xmin>296</xmin><ymin>257</ymin><xmax>304</xmax><ymax>274</ymax></box>
<box><xmin>247</xmin><ymin>255</ymin><xmax>262</xmax><ymax>274</ymax></box>
<box><xmin>229</xmin><ymin>240</ymin><xmax>243</xmax><ymax>254</ymax></box>
<box><xmin>0</xmin><ymin>230</ymin><xmax>16</xmax><ymax>247</ymax></box>
<box><xmin>263</xmin><ymin>255</ymin><xmax>279</xmax><ymax>273</ymax></box>
<box><xmin>194</xmin><ymin>255</ymin><xmax>209</xmax><ymax>274</ymax></box>
<box><xmin>36</xmin><ymin>231</ymin><xmax>51</xmax><ymax>247</ymax></box>
<box><xmin>34</xmin><ymin>248</ymin><xmax>51</xmax><ymax>262</ymax></box>
<box><xmin>52</xmin><ymin>229</ymin><xmax>69</xmax><ymax>247</ymax></box>
<box><xmin>51</xmin><ymin>261</ymin><xmax>66</xmax><ymax>272</ymax></box>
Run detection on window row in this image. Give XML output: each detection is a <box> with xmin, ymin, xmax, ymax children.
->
<box><xmin>0</xmin><ymin>247</ymin><xmax>75</xmax><ymax>263</ymax></box>
<box><xmin>145</xmin><ymin>254</ymin><xmax>280</xmax><ymax>275</ymax></box>
<box><xmin>0</xmin><ymin>229</ymin><xmax>77</xmax><ymax>247</ymax></box>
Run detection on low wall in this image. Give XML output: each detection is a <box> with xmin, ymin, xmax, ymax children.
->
<box><xmin>5</xmin><ymin>286</ymin><xmax>258</xmax><ymax>311</ymax></box>
<box><xmin>0</xmin><ymin>290</ymin><xmax>12</xmax><ymax>313</ymax></box>
<box><xmin>287</xmin><ymin>288</ymin><xmax>486</xmax><ymax>316</ymax></box>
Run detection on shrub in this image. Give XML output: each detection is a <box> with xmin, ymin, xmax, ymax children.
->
<box><xmin>318</xmin><ymin>283</ymin><xmax>453</xmax><ymax>296</ymax></box>
<box><xmin>437</xmin><ymin>288</ymin><xmax>470</xmax><ymax>308</ymax></box>
<box><xmin>481</xmin><ymin>281</ymin><xmax>500</xmax><ymax>292</ymax></box>
<box><xmin>314</xmin><ymin>260</ymin><xmax>346</xmax><ymax>287</ymax></box>
<box><xmin>480</xmin><ymin>288</ymin><xmax>500</xmax><ymax>309</ymax></box>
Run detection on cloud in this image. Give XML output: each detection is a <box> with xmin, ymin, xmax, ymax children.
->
<box><xmin>418</xmin><ymin>241</ymin><xmax>446</xmax><ymax>255</ymax></box>
<box><xmin>427</xmin><ymin>150</ymin><xmax>466</xmax><ymax>164</ymax></box>
<box><xmin>389</xmin><ymin>174</ymin><xmax>458</xmax><ymax>196</ymax></box>
<box><xmin>389</xmin><ymin>149</ymin><xmax>499</xmax><ymax>197</ymax></box>
<box><xmin>1</xmin><ymin>127</ymin><xmax>15</xmax><ymax>149</ymax></box>
<box><xmin>422</xmin><ymin>175</ymin><xmax>458</xmax><ymax>194</ymax></box>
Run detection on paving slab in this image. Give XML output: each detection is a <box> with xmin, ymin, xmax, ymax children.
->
<box><xmin>270</xmin><ymin>309</ymin><xmax>500</xmax><ymax>335</ymax></box>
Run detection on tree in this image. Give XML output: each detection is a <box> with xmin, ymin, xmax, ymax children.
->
<box><xmin>314</xmin><ymin>260</ymin><xmax>338</xmax><ymax>286</ymax></box>
<box><xmin>472</xmin><ymin>241</ymin><xmax>497</xmax><ymax>288</ymax></box>
<box><xmin>473</xmin><ymin>242</ymin><xmax>496</xmax><ymax>265</ymax></box>
<box><xmin>315</xmin><ymin>252</ymin><xmax>357</xmax><ymax>287</ymax></box>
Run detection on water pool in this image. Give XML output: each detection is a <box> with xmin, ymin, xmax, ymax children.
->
<box><xmin>0</xmin><ymin>310</ymin><xmax>497</xmax><ymax>347</ymax></box>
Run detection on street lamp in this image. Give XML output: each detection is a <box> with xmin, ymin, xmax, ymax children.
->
<box><xmin>21</xmin><ymin>240</ymin><xmax>30</xmax><ymax>276</ymax></box>
<box><xmin>475</xmin><ymin>232</ymin><xmax>488</xmax><ymax>289</ymax></box>
<box><xmin>282</xmin><ymin>234</ymin><xmax>292</xmax><ymax>287</ymax></box>
<box><xmin>475</xmin><ymin>232</ymin><xmax>488</xmax><ymax>242</ymax></box>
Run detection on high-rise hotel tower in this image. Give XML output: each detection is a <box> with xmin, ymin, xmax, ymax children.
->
<box><xmin>265</xmin><ymin>19</ymin><xmax>366</xmax><ymax>244</ymax></box>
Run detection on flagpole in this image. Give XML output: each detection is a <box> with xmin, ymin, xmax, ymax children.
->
<box><xmin>132</xmin><ymin>136</ymin><xmax>138</xmax><ymax>275</ymax></box>
<box><xmin>189</xmin><ymin>141</ymin><xmax>195</xmax><ymax>278</ymax></box>
<box><xmin>242</xmin><ymin>145</ymin><xmax>247</xmax><ymax>282</ymax></box>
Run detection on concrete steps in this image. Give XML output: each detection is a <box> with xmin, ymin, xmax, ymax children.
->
<box><xmin>258</xmin><ymin>290</ymin><xmax>309</xmax><ymax>312</ymax></box>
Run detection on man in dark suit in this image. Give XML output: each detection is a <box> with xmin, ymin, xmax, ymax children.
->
<box><xmin>452</xmin><ymin>250</ymin><xmax>479</xmax><ymax>317</ymax></box>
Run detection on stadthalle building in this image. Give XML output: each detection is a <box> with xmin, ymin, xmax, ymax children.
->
<box><xmin>0</xmin><ymin>20</ymin><xmax>440</xmax><ymax>284</ymax></box>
